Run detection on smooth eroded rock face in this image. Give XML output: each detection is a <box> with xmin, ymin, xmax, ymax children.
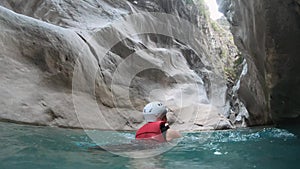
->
<box><xmin>0</xmin><ymin>0</ymin><xmax>238</xmax><ymax>130</ymax></box>
<box><xmin>218</xmin><ymin>0</ymin><xmax>300</xmax><ymax>124</ymax></box>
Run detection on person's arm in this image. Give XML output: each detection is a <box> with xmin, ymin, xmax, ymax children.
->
<box><xmin>165</xmin><ymin>129</ymin><xmax>181</xmax><ymax>142</ymax></box>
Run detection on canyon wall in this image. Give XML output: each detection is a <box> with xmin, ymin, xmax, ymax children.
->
<box><xmin>0</xmin><ymin>0</ymin><xmax>239</xmax><ymax>130</ymax></box>
<box><xmin>218</xmin><ymin>0</ymin><xmax>300</xmax><ymax>124</ymax></box>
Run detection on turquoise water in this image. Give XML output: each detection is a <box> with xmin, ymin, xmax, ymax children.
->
<box><xmin>0</xmin><ymin>122</ymin><xmax>299</xmax><ymax>169</ymax></box>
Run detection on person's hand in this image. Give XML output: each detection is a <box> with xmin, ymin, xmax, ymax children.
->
<box><xmin>166</xmin><ymin>129</ymin><xmax>181</xmax><ymax>142</ymax></box>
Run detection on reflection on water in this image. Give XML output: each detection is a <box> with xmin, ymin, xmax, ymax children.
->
<box><xmin>128</xmin><ymin>156</ymin><xmax>165</xmax><ymax>169</ymax></box>
<box><xmin>0</xmin><ymin>122</ymin><xmax>299</xmax><ymax>169</ymax></box>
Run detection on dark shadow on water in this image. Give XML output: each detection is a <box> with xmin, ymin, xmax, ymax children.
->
<box><xmin>276</xmin><ymin>116</ymin><xmax>300</xmax><ymax>137</ymax></box>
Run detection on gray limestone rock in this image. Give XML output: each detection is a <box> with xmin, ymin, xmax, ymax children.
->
<box><xmin>218</xmin><ymin>0</ymin><xmax>300</xmax><ymax>125</ymax></box>
<box><xmin>0</xmin><ymin>0</ymin><xmax>238</xmax><ymax>130</ymax></box>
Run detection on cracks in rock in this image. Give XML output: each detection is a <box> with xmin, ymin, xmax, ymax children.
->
<box><xmin>101</xmin><ymin>101</ymin><xmax>114</xmax><ymax>108</ymax></box>
<box><xmin>45</xmin><ymin>108</ymin><xmax>64</xmax><ymax>121</ymax></box>
<box><xmin>76</xmin><ymin>32</ymin><xmax>99</xmax><ymax>64</ymax></box>
<box><xmin>0</xmin><ymin>118</ymin><xmax>48</xmax><ymax>127</ymax></box>
<box><xmin>119</xmin><ymin>113</ymin><xmax>134</xmax><ymax>129</ymax></box>
<box><xmin>125</xmin><ymin>121</ymin><xmax>134</xmax><ymax>128</ymax></box>
<box><xmin>193</xmin><ymin>123</ymin><xmax>203</xmax><ymax>127</ymax></box>
<box><xmin>76</xmin><ymin>32</ymin><xmax>114</xmax><ymax>108</ymax></box>
<box><xmin>75</xmin><ymin>32</ymin><xmax>108</xmax><ymax>85</ymax></box>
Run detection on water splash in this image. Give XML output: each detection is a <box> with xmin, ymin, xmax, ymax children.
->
<box><xmin>182</xmin><ymin>127</ymin><xmax>296</xmax><ymax>144</ymax></box>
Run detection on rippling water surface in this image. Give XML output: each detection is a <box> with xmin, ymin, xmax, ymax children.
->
<box><xmin>0</xmin><ymin>122</ymin><xmax>299</xmax><ymax>169</ymax></box>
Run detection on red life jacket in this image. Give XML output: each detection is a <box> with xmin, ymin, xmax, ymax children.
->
<box><xmin>135</xmin><ymin>121</ymin><xmax>167</xmax><ymax>143</ymax></box>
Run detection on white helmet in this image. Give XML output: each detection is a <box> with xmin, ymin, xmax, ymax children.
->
<box><xmin>143</xmin><ymin>101</ymin><xmax>168</xmax><ymax>122</ymax></box>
